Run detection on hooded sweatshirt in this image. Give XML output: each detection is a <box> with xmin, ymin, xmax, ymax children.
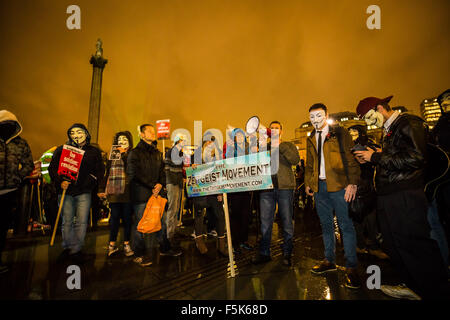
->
<box><xmin>49</xmin><ymin>123</ymin><xmax>105</xmax><ymax>196</ymax></box>
<box><xmin>0</xmin><ymin>110</ymin><xmax>34</xmax><ymax>194</ymax></box>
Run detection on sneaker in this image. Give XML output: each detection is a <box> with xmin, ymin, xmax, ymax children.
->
<box><xmin>108</xmin><ymin>245</ymin><xmax>119</xmax><ymax>257</ymax></box>
<box><xmin>282</xmin><ymin>255</ymin><xmax>292</xmax><ymax>267</ymax></box>
<box><xmin>133</xmin><ymin>256</ymin><xmax>143</xmax><ymax>265</ymax></box>
<box><xmin>160</xmin><ymin>248</ymin><xmax>183</xmax><ymax>257</ymax></box>
<box><xmin>311</xmin><ymin>260</ymin><xmax>337</xmax><ymax>274</ymax></box>
<box><xmin>368</xmin><ymin>249</ymin><xmax>389</xmax><ymax>260</ymax></box>
<box><xmin>380</xmin><ymin>284</ymin><xmax>421</xmax><ymax>300</ymax></box>
<box><xmin>0</xmin><ymin>265</ymin><xmax>9</xmax><ymax>274</ymax></box>
<box><xmin>240</xmin><ymin>242</ymin><xmax>254</xmax><ymax>250</ymax></box>
<box><xmin>251</xmin><ymin>254</ymin><xmax>271</xmax><ymax>265</ymax></box>
<box><xmin>345</xmin><ymin>269</ymin><xmax>361</xmax><ymax>289</ymax></box>
<box><xmin>356</xmin><ymin>247</ymin><xmax>368</xmax><ymax>254</ymax></box>
<box><xmin>133</xmin><ymin>256</ymin><xmax>153</xmax><ymax>267</ymax></box>
<box><xmin>123</xmin><ymin>244</ymin><xmax>134</xmax><ymax>257</ymax></box>
<box><xmin>208</xmin><ymin>230</ymin><xmax>218</xmax><ymax>237</ymax></box>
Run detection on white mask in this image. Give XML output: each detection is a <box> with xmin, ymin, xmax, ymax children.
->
<box><xmin>349</xmin><ymin>129</ymin><xmax>359</xmax><ymax>141</ymax></box>
<box><xmin>70</xmin><ymin>127</ymin><xmax>87</xmax><ymax>145</ymax></box>
<box><xmin>117</xmin><ymin>135</ymin><xmax>129</xmax><ymax>149</ymax></box>
<box><xmin>364</xmin><ymin>109</ymin><xmax>384</xmax><ymax>128</ymax></box>
<box><xmin>309</xmin><ymin>110</ymin><xmax>327</xmax><ymax>130</ymax></box>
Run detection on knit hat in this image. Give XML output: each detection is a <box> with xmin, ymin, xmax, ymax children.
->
<box><xmin>356</xmin><ymin>96</ymin><xmax>393</xmax><ymax>118</ymax></box>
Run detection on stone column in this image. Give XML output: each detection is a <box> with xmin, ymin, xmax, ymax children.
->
<box><xmin>88</xmin><ymin>38</ymin><xmax>108</xmax><ymax>144</ymax></box>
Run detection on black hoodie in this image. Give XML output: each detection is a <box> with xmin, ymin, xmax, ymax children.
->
<box><xmin>49</xmin><ymin>123</ymin><xmax>105</xmax><ymax>196</ymax></box>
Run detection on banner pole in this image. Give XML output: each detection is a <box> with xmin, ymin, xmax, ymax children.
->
<box><xmin>37</xmin><ymin>179</ymin><xmax>45</xmax><ymax>235</ymax></box>
<box><xmin>223</xmin><ymin>192</ymin><xmax>235</xmax><ymax>277</ymax></box>
<box><xmin>178</xmin><ymin>180</ymin><xmax>186</xmax><ymax>226</ymax></box>
<box><xmin>50</xmin><ymin>189</ymin><xmax>66</xmax><ymax>246</ymax></box>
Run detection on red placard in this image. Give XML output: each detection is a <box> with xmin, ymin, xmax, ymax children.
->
<box><xmin>156</xmin><ymin>119</ymin><xmax>170</xmax><ymax>140</ymax></box>
<box><xmin>57</xmin><ymin>145</ymin><xmax>85</xmax><ymax>181</ymax></box>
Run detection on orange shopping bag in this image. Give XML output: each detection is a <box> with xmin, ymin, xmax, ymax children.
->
<box><xmin>137</xmin><ymin>195</ymin><xmax>167</xmax><ymax>234</ymax></box>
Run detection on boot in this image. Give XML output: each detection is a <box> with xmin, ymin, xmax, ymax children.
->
<box><xmin>218</xmin><ymin>236</ymin><xmax>228</xmax><ymax>257</ymax></box>
<box><xmin>195</xmin><ymin>235</ymin><xmax>208</xmax><ymax>254</ymax></box>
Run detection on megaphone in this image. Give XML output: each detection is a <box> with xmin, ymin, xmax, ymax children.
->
<box><xmin>245</xmin><ymin>115</ymin><xmax>271</xmax><ymax>137</ymax></box>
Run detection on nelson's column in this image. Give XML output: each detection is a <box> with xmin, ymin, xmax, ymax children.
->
<box><xmin>87</xmin><ymin>39</ymin><xmax>107</xmax><ymax>144</ymax></box>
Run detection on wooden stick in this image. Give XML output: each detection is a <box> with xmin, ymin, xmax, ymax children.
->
<box><xmin>36</xmin><ymin>180</ymin><xmax>45</xmax><ymax>235</ymax></box>
<box><xmin>50</xmin><ymin>189</ymin><xmax>66</xmax><ymax>246</ymax></box>
<box><xmin>223</xmin><ymin>193</ymin><xmax>235</xmax><ymax>277</ymax></box>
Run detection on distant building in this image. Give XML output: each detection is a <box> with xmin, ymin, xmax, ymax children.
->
<box><xmin>420</xmin><ymin>98</ymin><xmax>441</xmax><ymax>129</ymax></box>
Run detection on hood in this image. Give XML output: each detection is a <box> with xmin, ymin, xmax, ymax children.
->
<box><xmin>66</xmin><ymin>123</ymin><xmax>91</xmax><ymax>147</ymax></box>
<box><xmin>0</xmin><ymin>110</ymin><xmax>23</xmax><ymax>144</ymax></box>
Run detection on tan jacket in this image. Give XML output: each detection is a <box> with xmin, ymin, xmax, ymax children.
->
<box><xmin>305</xmin><ymin>125</ymin><xmax>360</xmax><ymax>193</ymax></box>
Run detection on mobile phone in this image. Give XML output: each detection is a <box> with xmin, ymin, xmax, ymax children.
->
<box><xmin>351</xmin><ymin>144</ymin><xmax>368</xmax><ymax>153</ymax></box>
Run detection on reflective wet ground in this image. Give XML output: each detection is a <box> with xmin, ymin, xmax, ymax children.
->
<box><xmin>0</xmin><ymin>209</ymin><xmax>400</xmax><ymax>300</ymax></box>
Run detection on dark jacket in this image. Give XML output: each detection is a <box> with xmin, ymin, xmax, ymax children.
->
<box><xmin>127</xmin><ymin>139</ymin><xmax>165</xmax><ymax>203</ymax></box>
<box><xmin>98</xmin><ymin>131</ymin><xmax>134</xmax><ymax>203</ymax></box>
<box><xmin>431</xmin><ymin>112</ymin><xmax>450</xmax><ymax>153</ymax></box>
<box><xmin>49</xmin><ymin>124</ymin><xmax>105</xmax><ymax>197</ymax></box>
<box><xmin>370</xmin><ymin>113</ymin><xmax>428</xmax><ymax>195</ymax></box>
<box><xmin>0</xmin><ymin>110</ymin><xmax>34</xmax><ymax>191</ymax></box>
<box><xmin>305</xmin><ymin>125</ymin><xmax>360</xmax><ymax>192</ymax></box>
<box><xmin>164</xmin><ymin>144</ymin><xmax>184</xmax><ymax>187</ymax></box>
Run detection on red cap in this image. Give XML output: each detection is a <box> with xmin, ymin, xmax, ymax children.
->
<box><xmin>356</xmin><ymin>95</ymin><xmax>393</xmax><ymax>118</ymax></box>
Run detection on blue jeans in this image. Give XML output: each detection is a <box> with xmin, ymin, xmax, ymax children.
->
<box><xmin>59</xmin><ymin>193</ymin><xmax>91</xmax><ymax>254</ymax></box>
<box><xmin>428</xmin><ymin>199</ymin><xmax>449</xmax><ymax>266</ymax></box>
<box><xmin>259</xmin><ymin>189</ymin><xmax>294</xmax><ymax>257</ymax></box>
<box><xmin>109</xmin><ymin>202</ymin><xmax>133</xmax><ymax>242</ymax></box>
<box><xmin>314</xmin><ymin>181</ymin><xmax>357</xmax><ymax>268</ymax></box>
<box><xmin>132</xmin><ymin>202</ymin><xmax>171</xmax><ymax>258</ymax></box>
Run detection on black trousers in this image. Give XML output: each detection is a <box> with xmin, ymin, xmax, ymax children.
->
<box><xmin>377</xmin><ymin>188</ymin><xmax>450</xmax><ymax>299</ymax></box>
<box><xmin>229</xmin><ymin>192</ymin><xmax>252</xmax><ymax>247</ymax></box>
<box><xmin>193</xmin><ymin>196</ymin><xmax>225</xmax><ymax>237</ymax></box>
<box><xmin>0</xmin><ymin>190</ymin><xmax>18</xmax><ymax>263</ymax></box>
<box><xmin>354</xmin><ymin>209</ymin><xmax>380</xmax><ymax>250</ymax></box>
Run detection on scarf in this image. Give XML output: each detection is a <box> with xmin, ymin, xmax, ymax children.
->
<box><xmin>106</xmin><ymin>159</ymin><xmax>125</xmax><ymax>195</ymax></box>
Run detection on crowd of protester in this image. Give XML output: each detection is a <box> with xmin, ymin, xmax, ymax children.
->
<box><xmin>1</xmin><ymin>89</ymin><xmax>449</xmax><ymax>300</ymax></box>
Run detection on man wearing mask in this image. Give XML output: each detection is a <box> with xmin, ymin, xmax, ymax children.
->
<box><xmin>0</xmin><ymin>110</ymin><xmax>34</xmax><ymax>274</ymax></box>
<box><xmin>305</xmin><ymin>104</ymin><xmax>361</xmax><ymax>289</ymax></box>
<box><xmin>127</xmin><ymin>124</ymin><xmax>181</xmax><ymax>267</ymax></box>
<box><xmin>49</xmin><ymin>124</ymin><xmax>104</xmax><ymax>260</ymax></box>
<box><xmin>354</xmin><ymin>96</ymin><xmax>450</xmax><ymax>300</ymax></box>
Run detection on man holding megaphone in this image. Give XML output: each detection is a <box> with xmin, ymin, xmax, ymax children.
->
<box><xmin>251</xmin><ymin>120</ymin><xmax>300</xmax><ymax>267</ymax></box>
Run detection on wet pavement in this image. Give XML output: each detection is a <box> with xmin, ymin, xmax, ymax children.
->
<box><xmin>0</xmin><ymin>208</ymin><xmax>400</xmax><ymax>300</ymax></box>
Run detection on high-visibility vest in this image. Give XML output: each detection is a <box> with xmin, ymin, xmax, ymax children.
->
<box><xmin>40</xmin><ymin>146</ymin><xmax>57</xmax><ymax>184</ymax></box>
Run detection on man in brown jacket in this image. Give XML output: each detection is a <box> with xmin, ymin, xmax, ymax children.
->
<box><xmin>305</xmin><ymin>103</ymin><xmax>361</xmax><ymax>289</ymax></box>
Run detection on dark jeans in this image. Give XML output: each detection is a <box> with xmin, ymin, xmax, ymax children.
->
<box><xmin>193</xmin><ymin>196</ymin><xmax>225</xmax><ymax>237</ymax></box>
<box><xmin>229</xmin><ymin>192</ymin><xmax>251</xmax><ymax>247</ymax></box>
<box><xmin>259</xmin><ymin>189</ymin><xmax>294</xmax><ymax>257</ymax></box>
<box><xmin>109</xmin><ymin>202</ymin><xmax>133</xmax><ymax>242</ymax></box>
<box><xmin>132</xmin><ymin>202</ymin><xmax>171</xmax><ymax>259</ymax></box>
<box><xmin>0</xmin><ymin>190</ymin><xmax>18</xmax><ymax>264</ymax></box>
<box><xmin>377</xmin><ymin>188</ymin><xmax>450</xmax><ymax>299</ymax></box>
<box><xmin>354</xmin><ymin>209</ymin><xmax>380</xmax><ymax>251</ymax></box>
<box><xmin>314</xmin><ymin>181</ymin><xmax>357</xmax><ymax>268</ymax></box>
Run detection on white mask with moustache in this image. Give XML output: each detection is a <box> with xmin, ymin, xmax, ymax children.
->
<box><xmin>70</xmin><ymin>127</ymin><xmax>87</xmax><ymax>145</ymax></box>
<box><xmin>309</xmin><ymin>110</ymin><xmax>326</xmax><ymax>130</ymax></box>
<box><xmin>117</xmin><ymin>135</ymin><xmax>129</xmax><ymax>150</ymax></box>
<box><xmin>364</xmin><ymin>109</ymin><xmax>384</xmax><ymax>128</ymax></box>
